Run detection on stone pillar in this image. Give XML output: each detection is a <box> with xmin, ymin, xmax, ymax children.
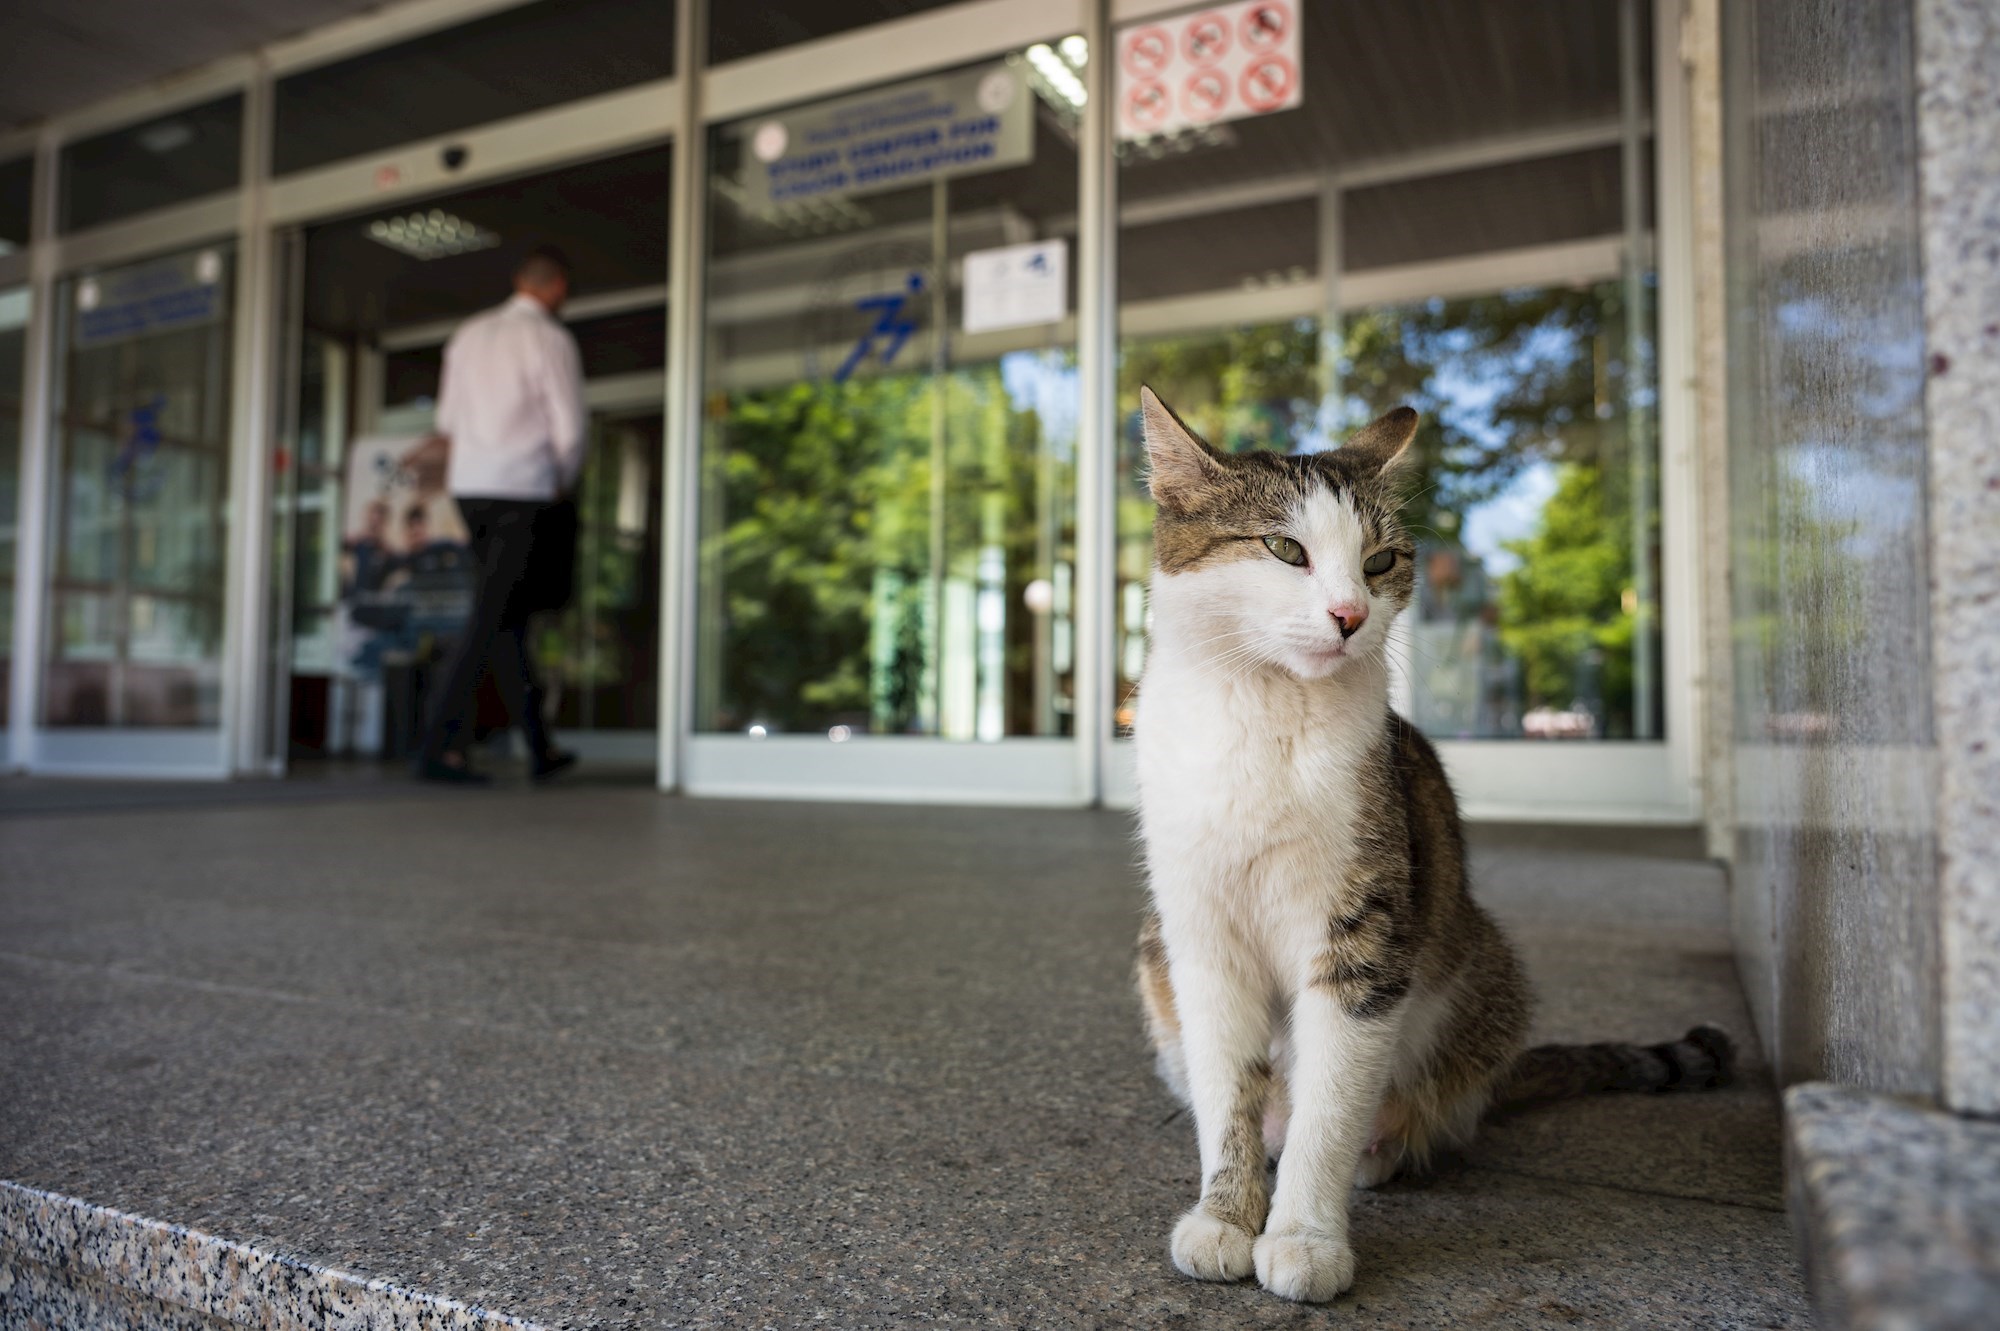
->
<box><xmin>1917</xmin><ymin>0</ymin><xmax>2000</xmax><ymax>1117</ymax></box>
<box><xmin>1683</xmin><ymin>0</ymin><xmax>1735</xmax><ymax>867</ymax></box>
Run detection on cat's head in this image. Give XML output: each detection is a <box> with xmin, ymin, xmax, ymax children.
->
<box><xmin>1140</xmin><ymin>386</ymin><xmax>1419</xmax><ymax>681</ymax></box>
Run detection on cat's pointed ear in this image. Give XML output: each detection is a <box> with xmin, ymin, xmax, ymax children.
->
<box><xmin>1140</xmin><ymin>386</ymin><xmax>1226</xmax><ymax>509</ymax></box>
<box><xmin>1341</xmin><ymin>406</ymin><xmax>1421</xmax><ymax>481</ymax></box>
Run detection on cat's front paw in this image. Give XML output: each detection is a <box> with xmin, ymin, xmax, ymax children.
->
<box><xmin>1253</xmin><ymin>1228</ymin><xmax>1356</xmax><ymax>1303</ymax></box>
<box><xmin>1170</xmin><ymin>1208</ymin><xmax>1257</xmax><ymax>1282</ymax></box>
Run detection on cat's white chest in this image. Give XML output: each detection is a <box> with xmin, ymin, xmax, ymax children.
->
<box><xmin>1134</xmin><ymin>650</ymin><xmax>1384</xmax><ymax>967</ymax></box>
<box><xmin>1138</xmin><ymin>641</ymin><xmax>1378</xmax><ymax>811</ymax></box>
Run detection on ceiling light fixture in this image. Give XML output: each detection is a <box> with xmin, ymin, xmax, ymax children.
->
<box><xmin>714</xmin><ymin>173</ymin><xmax>873</xmax><ymax>238</ymax></box>
<box><xmin>1024</xmin><ymin>41</ymin><xmax>1088</xmax><ymax>117</ymax></box>
<box><xmin>364</xmin><ymin>208</ymin><xmax>501</xmax><ymax>261</ymax></box>
<box><xmin>138</xmin><ymin>122</ymin><xmax>195</xmax><ymax>154</ymax></box>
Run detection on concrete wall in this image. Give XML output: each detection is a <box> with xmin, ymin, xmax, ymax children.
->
<box><xmin>1720</xmin><ymin>0</ymin><xmax>1940</xmax><ymax>1095</ymax></box>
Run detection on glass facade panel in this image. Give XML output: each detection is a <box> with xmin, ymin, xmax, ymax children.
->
<box><xmin>306</xmin><ymin>147</ymin><xmax>672</xmax><ymax>336</ymax></box>
<box><xmin>0</xmin><ymin>0</ymin><xmax>1691</xmax><ymax>805</ymax></box>
<box><xmin>45</xmin><ymin>246</ymin><xmax>235</xmax><ymax>727</ymax></box>
<box><xmin>709</xmin><ymin>0</ymin><xmax>961</xmax><ymax>65</ymax></box>
<box><xmin>698</xmin><ymin>48</ymin><xmax>1081</xmax><ymax>739</ymax></box>
<box><xmin>60</xmin><ymin>95</ymin><xmax>244</xmax><ymax>233</ymax></box>
<box><xmin>537</xmin><ymin>411</ymin><xmax>663</xmax><ymax>731</ymax></box>
<box><xmin>0</xmin><ymin>156</ymin><xmax>32</xmax><ymax>253</ymax></box>
<box><xmin>289</xmin><ymin>148</ymin><xmax>672</xmax><ymax>752</ymax></box>
<box><xmin>273</xmin><ymin>0</ymin><xmax>676</xmax><ymax>177</ymax></box>
<box><xmin>1</xmin><ymin>287</ymin><xmax>27</xmax><ymax>727</ymax></box>
<box><xmin>285</xmin><ymin>330</ymin><xmax>347</xmax><ymax>683</ymax></box>
<box><xmin>1113</xmin><ymin>1</ymin><xmax>1661</xmax><ymax>741</ymax></box>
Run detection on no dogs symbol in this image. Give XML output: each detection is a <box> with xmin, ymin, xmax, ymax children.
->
<box><xmin>1122</xmin><ymin>26</ymin><xmax>1172</xmax><ymax>80</ymax></box>
<box><xmin>1240</xmin><ymin>54</ymin><xmax>1296</xmax><ymax>113</ymax></box>
<box><xmin>1182</xmin><ymin>12</ymin><xmax>1230</xmax><ymax>65</ymax></box>
<box><xmin>1240</xmin><ymin>1</ymin><xmax>1290</xmax><ymax>50</ymax></box>
<box><xmin>1125</xmin><ymin>80</ymin><xmax>1171</xmax><ymax>132</ymax></box>
<box><xmin>1183</xmin><ymin>69</ymin><xmax>1229</xmax><ymax>122</ymax></box>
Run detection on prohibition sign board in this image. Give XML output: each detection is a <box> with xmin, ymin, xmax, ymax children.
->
<box><xmin>1115</xmin><ymin>0</ymin><xmax>1302</xmax><ymax>140</ymax></box>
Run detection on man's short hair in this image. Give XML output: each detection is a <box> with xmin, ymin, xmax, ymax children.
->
<box><xmin>516</xmin><ymin>244</ymin><xmax>572</xmax><ymax>287</ymax></box>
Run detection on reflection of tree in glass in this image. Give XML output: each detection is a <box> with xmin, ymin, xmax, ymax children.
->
<box><xmin>704</xmin><ymin>361</ymin><xmax>1074</xmax><ymax>736</ymax></box>
<box><xmin>1117</xmin><ymin>278</ymin><xmax>1659</xmax><ymax>737</ymax></box>
<box><xmin>1496</xmin><ymin>463</ymin><xmax>1634</xmax><ymax>734</ymax></box>
<box><xmin>1729</xmin><ymin>468</ymin><xmax>1863</xmax><ymax>744</ymax></box>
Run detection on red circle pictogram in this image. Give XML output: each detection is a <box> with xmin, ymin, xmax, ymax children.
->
<box><xmin>1123</xmin><ymin>80</ymin><xmax>1172</xmax><ymax>132</ymax></box>
<box><xmin>1180</xmin><ymin>12</ymin><xmax>1231</xmax><ymax>66</ymax></box>
<box><xmin>1239</xmin><ymin>54</ymin><xmax>1296</xmax><ymax>113</ymax></box>
<box><xmin>1121</xmin><ymin>26</ymin><xmax>1173</xmax><ymax>81</ymax></box>
<box><xmin>1182</xmin><ymin>69</ymin><xmax>1230</xmax><ymax>122</ymax></box>
<box><xmin>1239</xmin><ymin>1</ymin><xmax>1291</xmax><ymax>51</ymax></box>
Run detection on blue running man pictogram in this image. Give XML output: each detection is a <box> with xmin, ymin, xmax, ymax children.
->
<box><xmin>834</xmin><ymin>272</ymin><xmax>924</xmax><ymax>383</ymax></box>
<box><xmin>111</xmin><ymin>395</ymin><xmax>167</xmax><ymax>499</ymax></box>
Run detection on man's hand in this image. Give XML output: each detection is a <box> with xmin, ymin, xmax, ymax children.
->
<box><xmin>400</xmin><ymin>434</ymin><xmax>451</xmax><ymax>496</ymax></box>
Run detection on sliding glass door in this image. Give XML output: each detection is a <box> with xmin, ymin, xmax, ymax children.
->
<box><xmin>36</xmin><ymin>244</ymin><xmax>236</xmax><ymax>773</ymax></box>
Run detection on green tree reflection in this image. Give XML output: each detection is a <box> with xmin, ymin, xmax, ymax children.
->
<box><xmin>702</xmin><ymin>359</ymin><xmax>1075</xmax><ymax>736</ymax></box>
<box><xmin>1117</xmin><ymin>278</ymin><xmax>1657</xmax><ymax>738</ymax></box>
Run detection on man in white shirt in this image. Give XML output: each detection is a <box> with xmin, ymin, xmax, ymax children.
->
<box><xmin>417</xmin><ymin>246</ymin><xmax>586</xmax><ymax>784</ymax></box>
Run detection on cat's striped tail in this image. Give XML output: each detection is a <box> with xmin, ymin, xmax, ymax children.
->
<box><xmin>1492</xmin><ymin>1024</ymin><xmax>1736</xmax><ymax>1111</ymax></box>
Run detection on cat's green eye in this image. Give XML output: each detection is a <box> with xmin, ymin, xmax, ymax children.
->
<box><xmin>1362</xmin><ymin>549</ymin><xmax>1396</xmax><ymax>576</ymax></box>
<box><xmin>1263</xmin><ymin>535</ymin><xmax>1308</xmax><ymax>567</ymax></box>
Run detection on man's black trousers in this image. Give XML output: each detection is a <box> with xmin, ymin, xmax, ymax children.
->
<box><xmin>421</xmin><ymin>496</ymin><xmax>553</xmax><ymax>763</ymax></box>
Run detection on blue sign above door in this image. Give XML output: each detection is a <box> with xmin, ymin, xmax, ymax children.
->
<box><xmin>73</xmin><ymin>248</ymin><xmax>228</xmax><ymax>349</ymax></box>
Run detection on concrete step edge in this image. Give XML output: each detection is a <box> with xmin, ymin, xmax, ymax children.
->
<box><xmin>1785</xmin><ymin>1082</ymin><xmax>2000</xmax><ymax>1331</ymax></box>
<box><xmin>0</xmin><ymin>1179</ymin><xmax>547</xmax><ymax>1331</ymax></box>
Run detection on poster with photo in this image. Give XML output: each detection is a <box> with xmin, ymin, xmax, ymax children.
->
<box><xmin>336</xmin><ymin>433</ymin><xmax>473</xmax><ymax>680</ymax></box>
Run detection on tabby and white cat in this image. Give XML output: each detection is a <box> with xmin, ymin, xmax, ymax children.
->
<box><xmin>1131</xmin><ymin>388</ymin><xmax>1731</xmax><ymax>1303</ymax></box>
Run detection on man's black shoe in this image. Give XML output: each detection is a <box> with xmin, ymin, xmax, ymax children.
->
<box><xmin>531</xmin><ymin>750</ymin><xmax>578</xmax><ymax>782</ymax></box>
<box><xmin>416</xmin><ymin>757</ymin><xmax>492</xmax><ymax>785</ymax></box>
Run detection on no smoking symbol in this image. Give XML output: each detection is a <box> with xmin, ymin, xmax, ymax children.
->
<box><xmin>1240</xmin><ymin>55</ymin><xmax>1295</xmax><ymax>113</ymax></box>
<box><xmin>1241</xmin><ymin>1</ymin><xmax>1289</xmax><ymax>50</ymax></box>
<box><xmin>1125</xmin><ymin>80</ymin><xmax>1171</xmax><ymax>132</ymax></box>
<box><xmin>1183</xmin><ymin>69</ymin><xmax>1228</xmax><ymax>122</ymax></box>
<box><xmin>1122</xmin><ymin>27</ymin><xmax>1171</xmax><ymax>80</ymax></box>
<box><xmin>1182</xmin><ymin>12</ymin><xmax>1229</xmax><ymax>66</ymax></box>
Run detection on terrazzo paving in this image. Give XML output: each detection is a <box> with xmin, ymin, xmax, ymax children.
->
<box><xmin>0</xmin><ymin>786</ymin><xmax>1808</xmax><ymax>1328</ymax></box>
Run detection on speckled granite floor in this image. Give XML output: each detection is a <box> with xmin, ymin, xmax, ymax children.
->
<box><xmin>0</xmin><ymin>789</ymin><xmax>1808</xmax><ymax>1328</ymax></box>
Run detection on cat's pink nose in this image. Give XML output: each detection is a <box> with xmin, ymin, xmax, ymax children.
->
<box><xmin>1330</xmin><ymin>602</ymin><xmax>1368</xmax><ymax>639</ymax></box>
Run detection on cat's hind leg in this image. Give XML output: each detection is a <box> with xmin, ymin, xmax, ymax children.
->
<box><xmin>1357</xmin><ymin>1067</ymin><xmax>1505</xmax><ymax>1187</ymax></box>
<box><xmin>1351</xmin><ymin>1096</ymin><xmax>1412</xmax><ymax>1189</ymax></box>
<box><xmin>1135</xmin><ymin>913</ymin><xmax>1190</xmax><ymax>1106</ymax></box>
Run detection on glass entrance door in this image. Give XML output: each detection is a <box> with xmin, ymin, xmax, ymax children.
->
<box><xmin>268</xmin><ymin>145</ymin><xmax>672</xmax><ymax>775</ymax></box>
<box><xmin>687</xmin><ymin>41</ymin><xmax>1084</xmax><ymax>802</ymax></box>
<box><xmin>271</xmin><ymin>323</ymin><xmax>668</xmax><ymax>772</ymax></box>
<box><xmin>535</xmin><ymin>408</ymin><xmax>664</xmax><ymax>758</ymax></box>
<box><xmin>35</xmin><ymin>243</ymin><xmax>236</xmax><ymax>774</ymax></box>
<box><xmin>1101</xmin><ymin>0</ymin><xmax>1688</xmax><ymax>821</ymax></box>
